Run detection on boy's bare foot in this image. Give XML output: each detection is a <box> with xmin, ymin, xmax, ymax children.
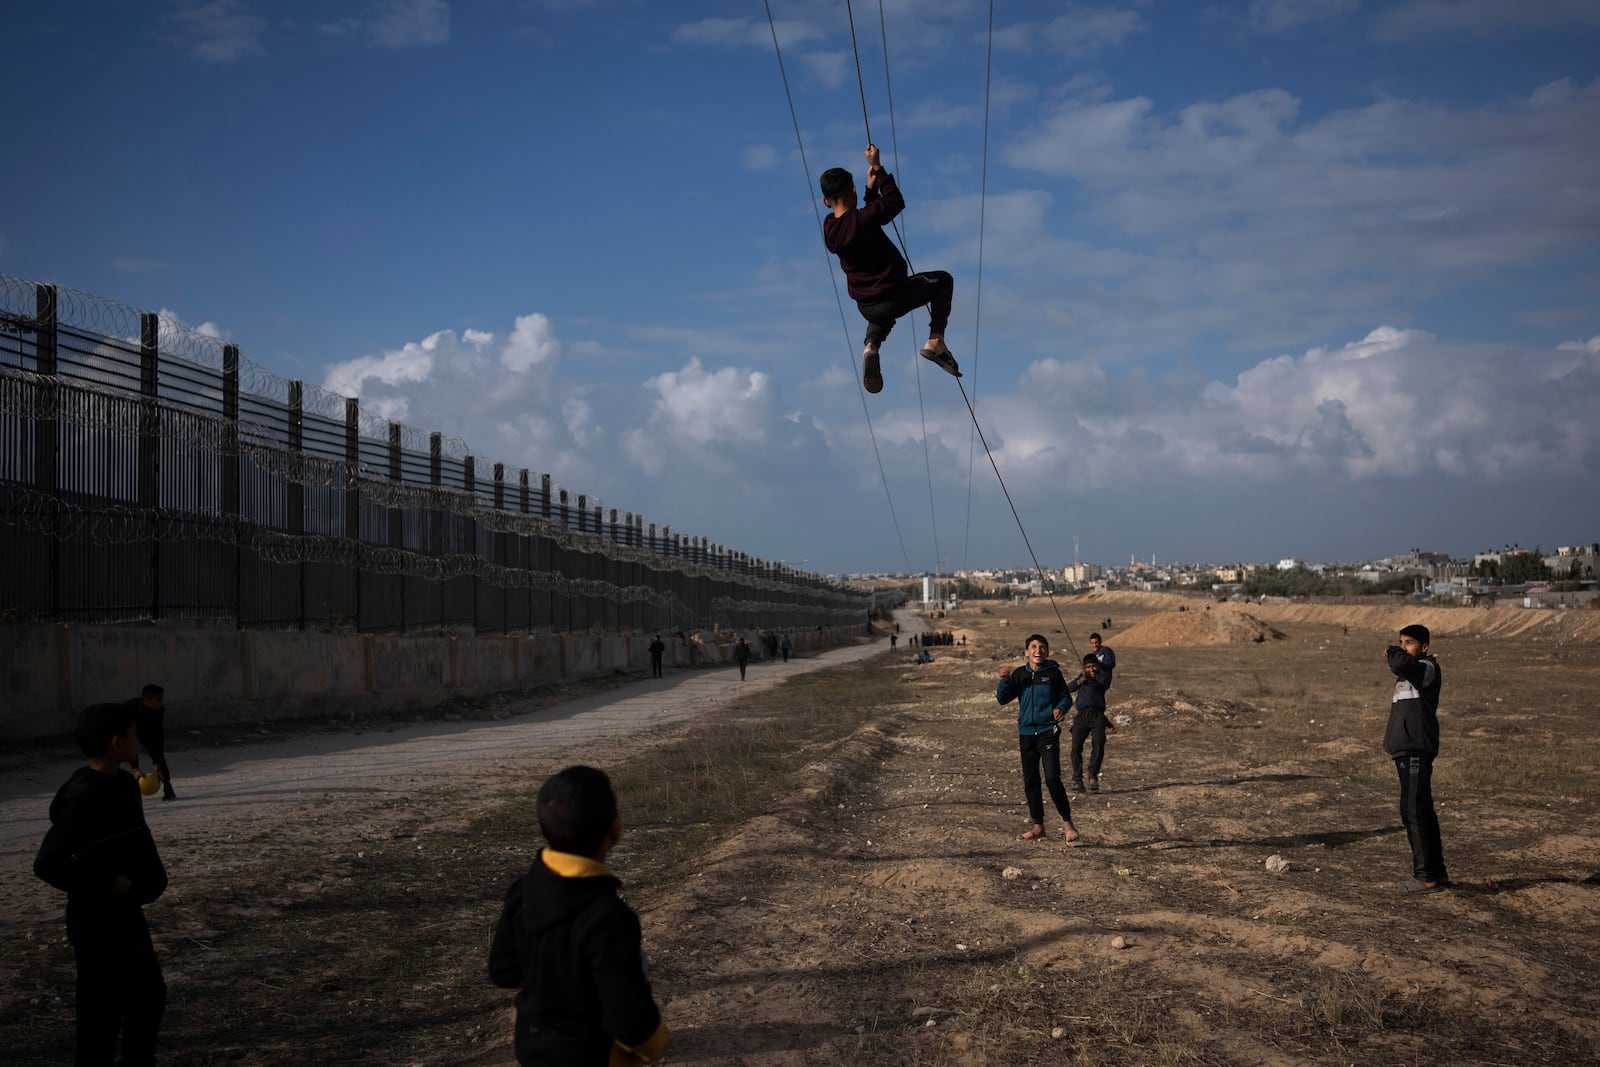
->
<box><xmin>1021</xmin><ymin>825</ymin><xmax>1046</xmax><ymax>841</ymax></box>
<box><xmin>862</xmin><ymin>346</ymin><xmax>883</xmax><ymax>393</ymax></box>
<box><xmin>1064</xmin><ymin>822</ymin><xmax>1081</xmax><ymax>844</ymax></box>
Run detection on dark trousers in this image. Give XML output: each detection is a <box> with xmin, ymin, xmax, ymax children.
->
<box><xmin>650</xmin><ymin>654</ymin><xmax>663</xmax><ymax>678</ymax></box>
<box><xmin>144</xmin><ymin>733</ymin><xmax>175</xmax><ymax>797</ymax></box>
<box><xmin>857</xmin><ymin>271</ymin><xmax>954</xmax><ymax>347</ymax></box>
<box><xmin>781</xmin><ymin>649</ymin><xmax>790</xmax><ymax>662</ymax></box>
<box><xmin>1069</xmin><ymin>722</ymin><xmax>1106</xmax><ymax>784</ymax></box>
<box><xmin>737</xmin><ymin>661</ymin><xmax>748</xmax><ymax>680</ymax></box>
<box><xmin>1018</xmin><ymin>730</ymin><xmax>1073</xmax><ymax>825</ymax></box>
<box><xmin>69</xmin><ymin>907</ymin><xmax>165</xmax><ymax>1066</ymax></box>
<box><xmin>1396</xmin><ymin>754</ymin><xmax>1448</xmax><ymax>883</ymax></box>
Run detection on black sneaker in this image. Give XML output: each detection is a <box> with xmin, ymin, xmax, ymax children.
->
<box><xmin>920</xmin><ymin>347</ymin><xmax>961</xmax><ymax>378</ymax></box>
<box><xmin>863</xmin><ymin>349</ymin><xmax>883</xmax><ymax>393</ymax></box>
<box><xmin>1088</xmin><ymin>778</ymin><xmax>1100</xmax><ymax>794</ymax></box>
<box><xmin>1071</xmin><ymin>780</ymin><xmax>1086</xmax><ymax>793</ymax></box>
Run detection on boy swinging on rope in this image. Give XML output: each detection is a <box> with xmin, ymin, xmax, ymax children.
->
<box><xmin>821</xmin><ymin>144</ymin><xmax>960</xmax><ymax>394</ymax></box>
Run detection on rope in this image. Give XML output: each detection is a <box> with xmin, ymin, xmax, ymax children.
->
<box><xmin>962</xmin><ymin>0</ymin><xmax>995</xmax><ymax>573</ymax></box>
<box><xmin>954</xmin><ymin>377</ymin><xmax>1080</xmax><ymax>659</ymax></box>
<box><xmin>871</xmin><ymin>0</ymin><xmax>943</xmax><ymax>584</ymax></box>
<box><xmin>764</xmin><ymin>0</ymin><xmax>915</xmax><ymax>574</ymax></box>
<box><xmin>845</xmin><ymin>0</ymin><xmax>874</xmax><ymax>146</ymax></box>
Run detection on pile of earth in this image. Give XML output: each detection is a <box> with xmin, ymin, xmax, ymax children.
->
<box><xmin>1111</xmin><ymin>604</ymin><xmax>1286</xmax><ymax>647</ymax></box>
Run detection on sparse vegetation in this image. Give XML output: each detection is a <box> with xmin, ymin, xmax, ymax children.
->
<box><xmin>5</xmin><ymin>596</ymin><xmax>1599</xmax><ymax>1065</ymax></box>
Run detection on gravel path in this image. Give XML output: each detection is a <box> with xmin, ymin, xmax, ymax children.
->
<box><xmin>0</xmin><ymin>636</ymin><xmax>893</xmax><ymax>864</ymax></box>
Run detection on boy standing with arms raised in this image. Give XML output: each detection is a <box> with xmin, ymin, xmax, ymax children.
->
<box><xmin>489</xmin><ymin>765</ymin><xmax>670</xmax><ymax>1066</ymax></box>
<box><xmin>1383</xmin><ymin>624</ymin><xmax>1450</xmax><ymax>893</ymax></box>
<box><xmin>34</xmin><ymin>702</ymin><xmax>170</xmax><ymax>1066</ymax></box>
<box><xmin>821</xmin><ymin>144</ymin><xmax>959</xmax><ymax>394</ymax></box>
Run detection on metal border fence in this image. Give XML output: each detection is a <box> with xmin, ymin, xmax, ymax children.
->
<box><xmin>1</xmin><ymin>276</ymin><xmax>868</xmax><ymax>634</ymax></box>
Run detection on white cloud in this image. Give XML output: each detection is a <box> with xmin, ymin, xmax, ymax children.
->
<box><xmin>369</xmin><ymin>0</ymin><xmax>450</xmax><ymax>49</ymax></box>
<box><xmin>990</xmin><ymin>6</ymin><xmax>1149</xmax><ymax>56</ymax></box>
<box><xmin>323</xmin><ymin>330</ymin><xmax>445</xmax><ymax>396</ymax></box>
<box><xmin>992</xmin><ymin>79</ymin><xmax>1600</xmax><ymax>358</ymax></box>
<box><xmin>799</xmin><ymin>50</ymin><xmax>852</xmax><ymax>91</ymax></box>
<box><xmin>1377</xmin><ymin>0</ymin><xmax>1600</xmax><ymax>39</ymax></box>
<box><xmin>988</xmin><ymin>327</ymin><xmax>1600</xmax><ymax>488</ymax></box>
<box><xmin>500</xmin><ymin>313</ymin><xmax>560</xmax><ymax>373</ymax></box>
<box><xmin>741</xmin><ymin>145</ymin><xmax>780</xmax><ymax>170</ymax></box>
<box><xmin>672</xmin><ymin>16</ymin><xmax>824</xmax><ymax>50</ymax></box>
<box><xmin>168</xmin><ymin>0</ymin><xmax>266</xmax><ymax>62</ymax></box>
<box><xmin>1238</xmin><ymin>0</ymin><xmax>1362</xmax><ymax>33</ymax></box>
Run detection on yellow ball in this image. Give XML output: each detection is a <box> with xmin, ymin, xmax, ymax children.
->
<box><xmin>139</xmin><ymin>773</ymin><xmax>163</xmax><ymax>797</ymax></box>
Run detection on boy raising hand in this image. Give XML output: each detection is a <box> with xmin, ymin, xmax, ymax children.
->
<box><xmin>821</xmin><ymin>144</ymin><xmax>959</xmax><ymax>394</ymax></box>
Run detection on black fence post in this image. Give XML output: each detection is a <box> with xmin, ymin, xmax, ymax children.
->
<box><xmin>345</xmin><ymin>398</ymin><xmax>360</xmax><ymax>628</ymax></box>
<box><xmin>430</xmin><ymin>432</ymin><xmax>443</xmax><ymax>631</ymax></box>
<box><xmin>388</xmin><ymin>421</ymin><xmax>404</xmax><ymax>630</ymax></box>
<box><xmin>32</xmin><ymin>285</ymin><xmax>61</xmax><ymax>618</ymax></box>
<box><xmin>464</xmin><ymin>455</ymin><xmax>477</xmax><ymax>632</ymax></box>
<box><xmin>139</xmin><ymin>311</ymin><xmax>160</xmax><ymax>621</ymax></box>
<box><xmin>222</xmin><ymin>344</ymin><xmax>242</xmax><ymax>626</ymax></box>
<box><xmin>288</xmin><ymin>381</ymin><xmax>305</xmax><ymax>629</ymax></box>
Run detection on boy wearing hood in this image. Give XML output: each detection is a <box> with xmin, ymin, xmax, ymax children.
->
<box><xmin>34</xmin><ymin>702</ymin><xmax>170</xmax><ymax>1066</ymax></box>
<box><xmin>1384</xmin><ymin>624</ymin><xmax>1450</xmax><ymax>893</ymax></box>
<box><xmin>996</xmin><ymin>634</ymin><xmax>1080</xmax><ymax>843</ymax></box>
<box><xmin>489</xmin><ymin>765</ymin><xmax>669</xmax><ymax>1065</ymax></box>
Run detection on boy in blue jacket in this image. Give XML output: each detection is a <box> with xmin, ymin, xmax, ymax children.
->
<box><xmin>1383</xmin><ymin>624</ymin><xmax>1450</xmax><ymax>893</ymax></box>
<box><xmin>34</xmin><ymin>702</ymin><xmax>169</xmax><ymax>1066</ymax></box>
<box><xmin>489</xmin><ymin>765</ymin><xmax>670</xmax><ymax>1066</ymax></box>
<box><xmin>996</xmin><ymin>634</ymin><xmax>1080</xmax><ymax>843</ymax></box>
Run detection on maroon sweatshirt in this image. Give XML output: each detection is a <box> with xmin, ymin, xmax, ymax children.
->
<box><xmin>822</xmin><ymin>169</ymin><xmax>907</xmax><ymax>302</ymax></box>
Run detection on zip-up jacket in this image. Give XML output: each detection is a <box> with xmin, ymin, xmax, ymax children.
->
<box><xmin>1066</xmin><ymin>671</ymin><xmax>1110</xmax><ymax>729</ymax></box>
<box><xmin>997</xmin><ymin>660</ymin><xmax>1068</xmax><ymax>736</ymax></box>
<box><xmin>822</xmin><ymin>169</ymin><xmax>908</xmax><ymax>302</ymax></box>
<box><xmin>489</xmin><ymin>849</ymin><xmax>668</xmax><ymax>1066</ymax></box>
<box><xmin>1382</xmin><ymin>648</ymin><xmax>1442</xmax><ymax>757</ymax></box>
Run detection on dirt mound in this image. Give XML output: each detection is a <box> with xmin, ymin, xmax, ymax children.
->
<box><xmin>1112</xmin><ymin>604</ymin><xmax>1286</xmax><ymax>647</ymax></box>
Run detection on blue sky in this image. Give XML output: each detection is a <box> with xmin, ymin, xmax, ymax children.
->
<box><xmin>5</xmin><ymin>0</ymin><xmax>1599</xmax><ymax>574</ymax></box>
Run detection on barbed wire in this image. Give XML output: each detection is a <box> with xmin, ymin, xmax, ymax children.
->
<box><xmin>0</xmin><ymin>368</ymin><xmax>860</xmax><ymax>606</ymax></box>
<box><xmin>0</xmin><ymin>480</ymin><xmax>865</xmax><ymax>624</ymax></box>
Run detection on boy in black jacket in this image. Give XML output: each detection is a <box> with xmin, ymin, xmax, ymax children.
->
<box><xmin>34</xmin><ymin>702</ymin><xmax>170</xmax><ymax>1066</ymax></box>
<box><xmin>1383</xmin><ymin>624</ymin><xmax>1450</xmax><ymax>893</ymax></box>
<box><xmin>489</xmin><ymin>765</ymin><xmax>669</xmax><ymax>1066</ymax></box>
<box><xmin>1066</xmin><ymin>654</ymin><xmax>1114</xmax><ymax>794</ymax></box>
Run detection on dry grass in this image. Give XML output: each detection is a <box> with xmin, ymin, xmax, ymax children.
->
<box><xmin>6</xmin><ymin>596</ymin><xmax>1600</xmax><ymax>1065</ymax></box>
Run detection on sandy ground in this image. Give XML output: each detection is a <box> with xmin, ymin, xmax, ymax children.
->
<box><xmin>0</xmin><ymin>636</ymin><xmax>886</xmax><ymax>911</ymax></box>
<box><xmin>7</xmin><ymin>597</ymin><xmax>1599</xmax><ymax>1065</ymax></box>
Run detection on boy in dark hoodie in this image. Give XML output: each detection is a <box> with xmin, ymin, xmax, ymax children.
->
<box><xmin>1383</xmin><ymin>624</ymin><xmax>1449</xmax><ymax>893</ymax></box>
<box><xmin>996</xmin><ymin>634</ymin><xmax>1080</xmax><ymax>843</ymax></box>
<box><xmin>489</xmin><ymin>765</ymin><xmax>669</xmax><ymax>1066</ymax></box>
<box><xmin>821</xmin><ymin>143</ymin><xmax>959</xmax><ymax>395</ymax></box>
<box><xmin>34</xmin><ymin>702</ymin><xmax>170</xmax><ymax>1066</ymax></box>
<box><xmin>1066</xmin><ymin>654</ymin><xmax>1114</xmax><ymax>794</ymax></box>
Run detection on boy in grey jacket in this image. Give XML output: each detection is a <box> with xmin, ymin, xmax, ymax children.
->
<box><xmin>1383</xmin><ymin>624</ymin><xmax>1449</xmax><ymax>893</ymax></box>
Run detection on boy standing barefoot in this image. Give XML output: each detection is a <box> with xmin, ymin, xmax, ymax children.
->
<box><xmin>997</xmin><ymin>634</ymin><xmax>1080</xmax><ymax>843</ymax></box>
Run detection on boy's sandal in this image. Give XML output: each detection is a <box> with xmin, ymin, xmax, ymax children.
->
<box><xmin>1021</xmin><ymin>828</ymin><xmax>1045</xmax><ymax>841</ymax></box>
<box><xmin>919</xmin><ymin>347</ymin><xmax>962</xmax><ymax>377</ymax></box>
<box><xmin>862</xmin><ymin>350</ymin><xmax>883</xmax><ymax>394</ymax></box>
<box><xmin>1399</xmin><ymin>878</ymin><xmax>1447</xmax><ymax>894</ymax></box>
